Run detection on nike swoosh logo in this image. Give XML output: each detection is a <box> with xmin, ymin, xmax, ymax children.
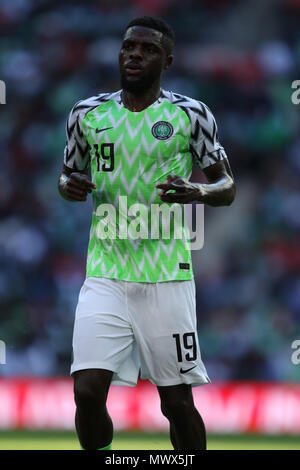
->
<box><xmin>180</xmin><ymin>365</ymin><xmax>197</xmax><ymax>374</ymax></box>
<box><xmin>95</xmin><ymin>127</ymin><xmax>113</xmax><ymax>133</ymax></box>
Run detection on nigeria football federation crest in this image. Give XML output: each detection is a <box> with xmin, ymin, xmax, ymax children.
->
<box><xmin>151</xmin><ymin>121</ymin><xmax>174</xmax><ymax>140</ymax></box>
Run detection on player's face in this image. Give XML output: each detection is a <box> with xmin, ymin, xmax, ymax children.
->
<box><xmin>119</xmin><ymin>26</ymin><xmax>172</xmax><ymax>93</ymax></box>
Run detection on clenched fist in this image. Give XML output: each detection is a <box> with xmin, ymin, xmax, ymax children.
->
<box><xmin>59</xmin><ymin>172</ymin><xmax>97</xmax><ymax>202</ymax></box>
<box><xmin>156</xmin><ymin>174</ymin><xmax>205</xmax><ymax>204</ymax></box>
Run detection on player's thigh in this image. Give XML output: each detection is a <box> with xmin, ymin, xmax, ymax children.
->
<box><xmin>71</xmin><ymin>277</ymin><xmax>134</xmax><ymax>375</ymax></box>
<box><xmin>73</xmin><ymin>368</ymin><xmax>113</xmax><ymax>407</ymax></box>
<box><xmin>132</xmin><ymin>278</ymin><xmax>196</xmax><ymax>332</ymax></box>
<box><xmin>157</xmin><ymin>383</ymin><xmax>194</xmax><ymax>413</ymax></box>
<box><xmin>130</xmin><ymin>279</ymin><xmax>209</xmax><ymax>386</ymax></box>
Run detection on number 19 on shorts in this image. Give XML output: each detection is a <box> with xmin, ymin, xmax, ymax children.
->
<box><xmin>173</xmin><ymin>333</ymin><xmax>197</xmax><ymax>362</ymax></box>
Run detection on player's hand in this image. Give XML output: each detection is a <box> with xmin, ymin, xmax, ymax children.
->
<box><xmin>156</xmin><ymin>175</ymin><xmax>205</xmax><ymax>204</ymax></box>
<box><xmin>63</xmin><ymin>172</ymin><xmax>97</xmax><ymax>201</ymax></box>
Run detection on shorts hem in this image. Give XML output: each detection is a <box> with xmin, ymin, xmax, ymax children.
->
<box><xmin>142</xmin><ymin>376</ymin><xmax>211</xmax><ymax>387</ymax></box>
<box><xmin>70</xmin><ymin>361</ymin><xmax>118</xmax><ymax>376</ymax></box>
<box><xmin>70</xmin><ymin>361</ymin><xmax>139</xmax><ymax>387</ymax></box>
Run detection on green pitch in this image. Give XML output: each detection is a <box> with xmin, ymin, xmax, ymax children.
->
<box><xmin>0</xmin><ymin>431</ymin><xmax>299</xmax><ymax>450</ymax></box>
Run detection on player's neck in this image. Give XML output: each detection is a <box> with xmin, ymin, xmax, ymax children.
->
<box><xmin>121</xmin><ymin>85</ymin><xmax>161</xmax><ymax>112</ymax></box>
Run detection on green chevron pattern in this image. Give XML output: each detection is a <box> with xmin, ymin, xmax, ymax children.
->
<box><xmin>82</xmin><ymin>97</ymin><xmax>194</xmax><ymax>282</ymax></box>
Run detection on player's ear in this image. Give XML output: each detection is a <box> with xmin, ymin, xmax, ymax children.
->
<box><xmin>164</xmin><ymin>54</ymin><xmax>173</xmax><ymax>70</ymax></box>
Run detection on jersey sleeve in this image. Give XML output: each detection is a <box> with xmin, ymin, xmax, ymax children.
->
<box><xmin>189</xmin><ymin>101</ymin><xmax>228</xmax><ymax>170</ymax></box>
<box><xmin>63</xmin><ymin>102</ymin><xmax>90</xmax><ymax>171</ymax></box>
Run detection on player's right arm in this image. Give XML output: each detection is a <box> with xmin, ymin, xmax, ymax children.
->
<box><xmin>58</xmin><ymin>165</ymin><xmax>96</xmax><ymax>202</ymax></box>
<box><xmin>58</xmin><ymin>101</ymin><xmax>96</xmax><ymax>202</ymax></box>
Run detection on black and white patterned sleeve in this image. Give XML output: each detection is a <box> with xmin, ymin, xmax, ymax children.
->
<box><xmin>189</xmin><ymin>101</ymin><xmax>228</xmax><ymax>170</ymax></box>
<box><xmin>63</xmin><ymin>101</ymin><xmax>90</xmax><ymax>171</ymax></box>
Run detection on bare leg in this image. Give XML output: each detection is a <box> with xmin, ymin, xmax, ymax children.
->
<box><xmin>73</xmin><ymin>368</ymin><xmax>114</xmax><ymax>450</ymax></box>
<box><xmin>157</xmin><ymin>384</ymin><xmax>206</xmax><ymax>450</ymax></box>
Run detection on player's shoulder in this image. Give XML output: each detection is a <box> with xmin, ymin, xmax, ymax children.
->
<box><xmin>161</xmin><ymin>89</ymin><xmax>214</xmax><ymax>119</ymax></box>
<box><xmin>69</xmin><ymin>91</ymin><xmax>121</xmax><ymax>118</ymax></box>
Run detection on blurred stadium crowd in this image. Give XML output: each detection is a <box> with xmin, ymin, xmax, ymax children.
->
<box><xmin>0</xmin><ymin>0</ymin><xmax>300</xmax><ymax>381</ymax></box>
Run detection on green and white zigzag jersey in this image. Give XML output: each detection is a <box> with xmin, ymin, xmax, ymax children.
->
<box><xmin>64</xmin><ymin>89</ymin><xmax>228</xmax><ymax>282</ymax></box>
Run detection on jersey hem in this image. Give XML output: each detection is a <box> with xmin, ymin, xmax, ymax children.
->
<box><xmin>85</xmin><ymin>272</ymin><xmax>194</xmax><ymax>283</ymax></box>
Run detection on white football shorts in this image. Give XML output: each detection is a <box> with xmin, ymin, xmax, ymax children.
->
<box><xmin>70</xmin><ymin>276</ymin><xmax>210</xmax><ymax>387</ymax></box>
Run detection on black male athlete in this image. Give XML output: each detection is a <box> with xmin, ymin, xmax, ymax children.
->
<box><xmin>58</xmin><ymin>16</ymin><xmax>235</xmax><ymax>450</ymax></box>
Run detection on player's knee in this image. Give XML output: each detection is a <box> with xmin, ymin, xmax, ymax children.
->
<box><xmin>73</xmin><ymin>371</ymin><xmax>108</xmax><ymax>411</ymax></box>
<box><xmin>160</xmin><ymin>395</ymin><xmax>194</xmax><ymax>421</ymax></box>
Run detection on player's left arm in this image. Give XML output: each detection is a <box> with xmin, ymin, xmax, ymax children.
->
<box><xmin>156</xmin><ymin>102</ymin><xmax>236</xmax><ymax>206</ymax></box>
<box><xmin>156</xmin><ymin>159</ymin><xmax>235</xmax><ymax>206</ymax></box>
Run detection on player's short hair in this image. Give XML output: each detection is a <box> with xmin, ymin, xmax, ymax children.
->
<box><xmin>125</xmin><ymin>16</ymin><xmax>175</xmax><ymax>54</ymax></box>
